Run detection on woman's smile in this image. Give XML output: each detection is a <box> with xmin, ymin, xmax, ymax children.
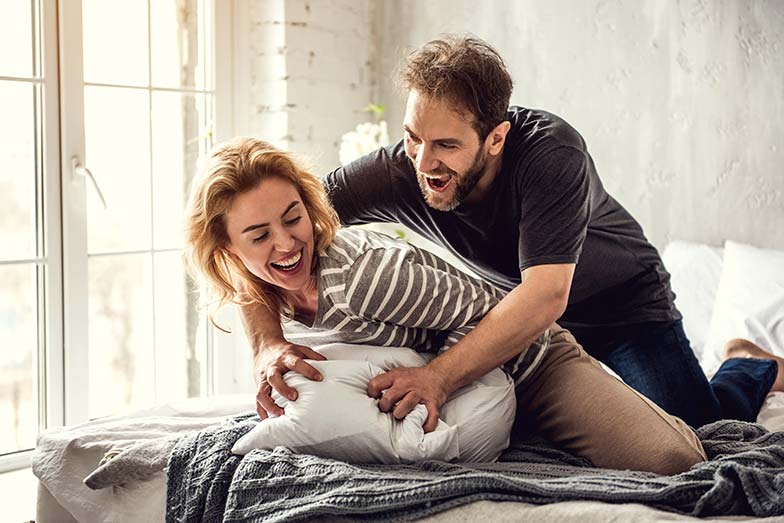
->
<box><xmin>224</xmin><ymin>176</ymin><xmax>317</xmax><ymax>301</ymax></box>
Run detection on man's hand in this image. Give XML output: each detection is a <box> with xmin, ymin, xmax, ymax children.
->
<box><xmin>367</xmin><ymin>365</ymin><xmax>450</xmax><ymax>433</ymax></box>
<box><xmin>253</xmin><ymin>342</ymin><xmax>327</xmax><ymax>419</ymax></box>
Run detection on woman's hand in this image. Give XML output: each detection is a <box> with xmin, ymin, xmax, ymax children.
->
<box><xmin>366</xmin><ymin>364</ymin><xmax>451</xmax><ymax>433</ymax></box>
<box><xmin>253</xmin><ymin>342</ymin><xmax>327</xmax><ymax>419</ymax></box>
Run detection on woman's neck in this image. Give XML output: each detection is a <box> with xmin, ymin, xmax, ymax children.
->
<box><xmin>287</xmin><ymin>274</ymin><xmax>319</xmax><ymax>320</ymax></box>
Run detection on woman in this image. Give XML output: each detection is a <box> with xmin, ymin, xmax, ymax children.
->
<box><xmin>184</xmin><ymin>137</ymin><xmax>707</xmax><ymax>474</ymax></box>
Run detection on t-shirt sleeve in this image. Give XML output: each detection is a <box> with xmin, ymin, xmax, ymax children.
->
<box><xmin>322</xmin><ymin>142</ymin><xmax>406</xmax><ymax>226</ymax></box>
<box><xmin>344</xmin><ymin>246</ymin><xmax>498</xmax><ymax>349</ymax></box>
<box><xmin>517</xmin><ymin>146</ymin><xmax>591</xmax><ymax>271</ymax></box>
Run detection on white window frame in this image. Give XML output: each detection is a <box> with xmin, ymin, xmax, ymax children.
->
<box><xmin>0</xmin><ymin>0</ymin><xmax>62</xmax><ymax>474</ymax></box>
<box><xmin>58</xmin><ymin>0</ymin><xmax>236</xmax><ymax>426</ymax></box>
<box><xmin>0</xmin><ymin>0</ymin><xmax>235</xmax><ymax>475</ymax></box>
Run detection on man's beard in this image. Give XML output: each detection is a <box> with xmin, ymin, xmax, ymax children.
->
<box><xmin>415</xmin><ymin>149</ymin><xmax>488</xmax><ymax>211</ymax></box>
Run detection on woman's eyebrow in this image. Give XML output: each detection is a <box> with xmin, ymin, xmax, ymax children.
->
<box><xmin>241</xmin><ymin>201</ymin><xmax>300</xmax><ymax>234</ymax></box>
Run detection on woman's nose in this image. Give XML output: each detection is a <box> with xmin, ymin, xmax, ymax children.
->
<box><xmin>272</xmin><ymin>230</ymin><xmax>296</xmax><ymax>252</ymax></box>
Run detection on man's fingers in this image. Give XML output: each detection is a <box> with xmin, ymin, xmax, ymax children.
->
<box><xmin>299</xmin><ymin>346</ymin><xmax>327</xmax><ymax>361</ymax></box>
<box><xmin>290</xmin><ymin>359</ymin><xmax>323</xmax><ymax>382</ymax></box>
<box><xmin>378</xmin><ymin>386</ymin><xmax>406</xmax><ymax>413</ymax></box>
<box><xmin>392</xmin><ymin>392</ymin><xmax>420</xmax><ymax>420</ymax></box>
<box><xmin>367</xmin><ymin>372</ymin><xmax>394</xmax><ymax>399</ymax></box>
<box><xmin>423</xmin><ymin>402</ymin><xmax>440</xmax><ymax>433</ymax></box>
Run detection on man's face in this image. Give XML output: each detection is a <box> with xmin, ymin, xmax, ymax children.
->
<box><xmin>403</xmin><ymin>90</ymin><xmax>489</xmax><ymax>211</ymax></box>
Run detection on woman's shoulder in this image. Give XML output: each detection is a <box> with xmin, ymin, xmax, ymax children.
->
<box><xmin>324</xmin><ymin>227</ymin><xmax>412</xmax><ymax>265</ymax></box>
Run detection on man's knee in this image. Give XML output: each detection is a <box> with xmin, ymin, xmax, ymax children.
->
<box><xmin>646</xmin><ymin>440</ymin><xmax>706</xmax><ymax>476</ymax></box>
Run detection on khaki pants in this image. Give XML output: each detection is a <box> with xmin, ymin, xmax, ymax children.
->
<box><xmin>514</xmin><ymin>324</ymin><xmax>707</xmax><ymax>475</ymax></box>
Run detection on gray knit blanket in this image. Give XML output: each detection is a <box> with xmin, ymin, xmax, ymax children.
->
<box><xmin>165</xmin><ymin>414</ymin><xmax>784</xmax><ymax>522</ymax></box>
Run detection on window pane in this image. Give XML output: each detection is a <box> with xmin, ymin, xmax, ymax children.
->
<box><xmin>154</xmin><ymin>252</ymin><xmax>202</xmax><ymax>402</ymax></box>
<box><xmin>0</xmin><ymin>265</ymin><xmax>37</xmax><ymax>454</ymax></box>
<box><xmin>82</xmin><ymin>0</ymin><xmax>148</xmax><ymax>86</ymax></box>
<box><xmin>152</xmin><ymin>92</ymin><xmax>210</xmax><ymax>250</ymax></box>
<box><xmin>150</xmin><ymin>0</ymin><xmax>210</xmax><ymax>89</ymax></box>
<box><xmin>88</xmin><ymin>254</ymin><xmax>154</xmax><ymax>418</ymax></box>
<box><xmin>84</xmin><ymin>86</ymin><xmax>152</xmax><ymax>253</ymax></box>
<box><xmin>0</xmin><ymin>82</ymin><xmax>37</xmax><ymax>261</ymax></box>
<box><xmin>0</xmin><ymin>0</ymin><xmax>33</xmax><ymax>78</ymax></box>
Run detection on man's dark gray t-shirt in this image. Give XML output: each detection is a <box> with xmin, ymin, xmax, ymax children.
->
<box><xmin>323</xmin><ymin>106</ymin><xmax>681</xmax><ymax>330</ymax></box>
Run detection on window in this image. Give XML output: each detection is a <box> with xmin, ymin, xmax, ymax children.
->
<box><xmin>0</xmin><ymin>0</ymin><xmax>58</xmax><ymax>469</ymax></box>
<box><xmin>74</xmin><ymin>0</ymin><xmax>215</xmax><ymax>419</ymax></box>
<box><xmin>0</xmin><ymin>0</ymin><xmax>233</xmax><ymax>471</ymax></box>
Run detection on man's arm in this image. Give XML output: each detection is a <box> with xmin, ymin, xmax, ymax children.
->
<box><xmin>240</xmin><ymin>301</ymin><xmax>326</xmax><ymax>419</ymax></box>
<box><xmin>428</xmin><ymin>263</ymin><xmax>573</xmax><ymax>390</ymax></box>
<box><xmin>367</xmin><ymin>263</ymin><xmax>574</xmax><ymax>430</ymax></box>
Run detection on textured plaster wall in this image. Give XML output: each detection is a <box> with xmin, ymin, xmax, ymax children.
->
<box><xmin>373</xmin><ymin>0</ymin><xmax>784</xmax><ymax>250</ymax></box>
<box><xmin>234</xmin><ymin>0</ymin><xmax>376</xmax><ymax>176</ymax></box>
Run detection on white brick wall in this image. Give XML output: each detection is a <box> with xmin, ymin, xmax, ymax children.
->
<box><xmin>234</xmin><ymin>0</ymin><xmax>376</xmax><ymax>176</ymax></box>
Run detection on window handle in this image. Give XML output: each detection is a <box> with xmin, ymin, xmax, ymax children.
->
<box><xmin>71</xmin><ymin>156</ymin><xmax>107</xmax><ymax>209</ymax></box>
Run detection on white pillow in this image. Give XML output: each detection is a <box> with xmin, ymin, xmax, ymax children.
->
<box><xmin>661</xmin><ymin>241</ymin><xmax>724</xmax><ymax>359</ymax></box>
<box><xmin>231</xmin><ymin>344</ymin><xmax>516</xmax><ymax>463</ymax></box>
<box><xmin>742</xmin><ymin>291</ymin><xmax>784</xmax><ymax>358</ymax></box>
<box><xmin>702</xmin><ymin>241</ymin><xmax>784</xmax><ymax>374</ymax></box>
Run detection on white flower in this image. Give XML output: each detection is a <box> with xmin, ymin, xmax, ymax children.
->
<box><xmin>339</xmin><ymin>120</ymin><xmax>390</xmax><ymax>165</ymax></box>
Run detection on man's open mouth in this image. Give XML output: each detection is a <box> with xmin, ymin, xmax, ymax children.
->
<box><xmin>270</xmin><ymin>249</ymin><xmax>303</xmax><ymax>272</ymax></box>
<box><xmin>424</xmin><ymin>173</ymin><xmax>453</xmax><ymax>193</ymax></box>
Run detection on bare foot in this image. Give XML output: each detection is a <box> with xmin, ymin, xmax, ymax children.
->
<box><xmin>723</xmin><ymin>338</ymin><xmax>784</xmax><ymax>393</ymax></box>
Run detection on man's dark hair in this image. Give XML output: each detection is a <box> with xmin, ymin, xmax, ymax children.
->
<box><xmin>399</xmin><ymin>34</ymin><xmax>513</xmax><ymax>140</ymax></box>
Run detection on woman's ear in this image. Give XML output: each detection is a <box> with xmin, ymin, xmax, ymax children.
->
<box><xmin>221</xmin><ymin>245</ymin><xmax>241</xmax><ymax>267</ymax></box>
<box><xmin>223</xmin><ymin>241</ymin><xmax>237</xmax><ymax>258</ymax></box>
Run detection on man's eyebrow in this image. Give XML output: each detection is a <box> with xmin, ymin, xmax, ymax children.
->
<box><xmin>241</xmin><ymin>201</ymin><xmax>300</xmax><ymax>234</ymax></box>
<box><xmin>403</xmin><ymin>124</ymin><xmax>419</xmax><ymax>138</ymax></box>
<box><xmin>403</xmin><ymin>125</ymin><xmax>462</xmax><ymax>145</ymax></box>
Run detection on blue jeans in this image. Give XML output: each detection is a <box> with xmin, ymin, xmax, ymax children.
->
<box><xmin>569</xmin><ymin>320</ymin><xmax>777</xmax><ymax>427</ymax></box>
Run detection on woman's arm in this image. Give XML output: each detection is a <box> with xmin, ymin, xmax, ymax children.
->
<box><xmin>239</xmin><ymin>301</ymin><xmax>326</xmax><ymax>419</ymax></box>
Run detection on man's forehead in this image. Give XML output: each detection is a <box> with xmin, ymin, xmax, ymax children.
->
<box><xmin>403</xmin><ymin>91</ymin><xmax>478</xmax><ymax>138</ymax></box>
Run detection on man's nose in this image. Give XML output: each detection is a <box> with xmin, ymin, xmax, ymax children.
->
<box><xmin>415</xmin><ymin>144</ymin><xmax>439</xmax><ymax>173</ymax></box>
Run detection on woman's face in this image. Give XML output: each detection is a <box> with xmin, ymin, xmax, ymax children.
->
<box><xmin>224</xmin><ymin>176</ymin><xmax>315</xmax><ymax>297</ymax></box>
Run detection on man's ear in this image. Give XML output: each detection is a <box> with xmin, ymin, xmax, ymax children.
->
<box><xmin>486</xmin><ymin>120</ymin><xmax>511</xmax><ymax>156</ymax></box>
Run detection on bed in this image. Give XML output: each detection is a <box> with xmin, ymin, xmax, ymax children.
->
<box><xmin>33</xmin><ymin>239</ymin><xmax>784</xmax><ymax>522</ymax></box>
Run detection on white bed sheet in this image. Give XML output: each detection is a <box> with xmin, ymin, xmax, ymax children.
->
<box><xmin>34</xmin><ymin>394</ymin><xmax>253</xmax><ymax>523</ymax></box>
<box><xmin>34</xmin><ymin>391</ymin><xmax>784</xmax><ymax>523</ymax></box>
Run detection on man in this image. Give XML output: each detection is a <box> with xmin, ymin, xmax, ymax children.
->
<box><xmin>244</xmin><ymin>35</ymin><xmax>780</xmax><ymax>430</ymax></box>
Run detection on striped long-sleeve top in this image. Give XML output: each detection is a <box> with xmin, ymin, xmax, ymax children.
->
<box><xmin>284</xmin><ymin>228</ymin><xmax>550</xmax><ymax>386</ymax></box>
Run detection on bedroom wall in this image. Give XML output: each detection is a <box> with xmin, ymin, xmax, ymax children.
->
<box><xmin>372</xmin><ymin>0</ymin><xmax>784</xmax><ymax>250</ymax></box>
<box><xmin>232</xmin><ymin>0</ymin><xmax>376</xmax><ymax>176</ymax></box>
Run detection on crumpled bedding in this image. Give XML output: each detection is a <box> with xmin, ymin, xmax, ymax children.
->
<box><xmin>32</xmin><ymin>392</ymin><xmax>784</xmax><ymax>523</ymax></box>
<box><xmin>166</xmin><ymin>415</ymin><xmax>784</xmax><ymax>522</ymax></box>
<box><xmin>32</xmin><ymin>395</ymin><xmax>252</xmax><ymax>523</ymax></box>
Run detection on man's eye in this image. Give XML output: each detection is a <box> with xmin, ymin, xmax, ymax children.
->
<box><xmin>285</xmin><ymin>216</ymin><xmax>302</xmax><ymax>226</ymax></box>
<box><xmin>252</xmin><ymin>232</ymin><xmax>268</xmax><ymax>243</ymax></box>
<box><xmin>438</xmin><ymin>143</ymin><xmax>457</xmax><ymax>150</ymax></box>
<box><xmin>406</xmin><ymin>133</ymin><xmax>421</xmax><ymax>144</ymax></box>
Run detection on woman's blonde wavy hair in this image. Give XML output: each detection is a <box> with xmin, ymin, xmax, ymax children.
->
<box><xmin>184</xmin><ymin>137</ymin><xmax>339</xmax><ymax>327</ymax></box>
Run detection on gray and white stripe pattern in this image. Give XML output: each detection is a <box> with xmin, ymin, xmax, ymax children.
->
<box><xmin>284</xmin><ymin>228</ymin><xmax>549</xmax><ymax>386</ymax></box>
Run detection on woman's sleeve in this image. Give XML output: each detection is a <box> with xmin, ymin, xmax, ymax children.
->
<box><xmin>344</xmin><ymin>246</ymin><xmax>500</xmax><ymax>349</ymax></box>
